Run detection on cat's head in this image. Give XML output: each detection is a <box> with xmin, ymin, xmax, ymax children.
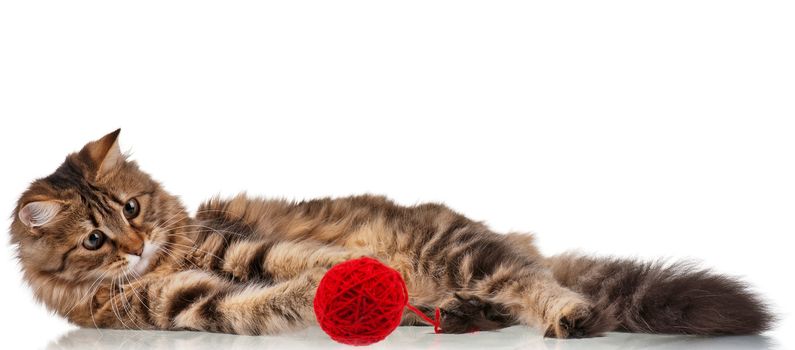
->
<box><xmin>9</xmin><ymin>130</ymin><xmax>187</xmax><ymax>285</ymax></box>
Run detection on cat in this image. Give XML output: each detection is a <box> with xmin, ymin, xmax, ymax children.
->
<box><xmin>9</xmin><ymin>129</ymin><xmax>773</xmax><ymax>338</ymax></box>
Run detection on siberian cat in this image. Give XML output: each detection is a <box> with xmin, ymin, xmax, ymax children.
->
<box><xmin>9</xmin><ymin>130</ymin><xmax>772</xmax><ymax>338</ymax></box>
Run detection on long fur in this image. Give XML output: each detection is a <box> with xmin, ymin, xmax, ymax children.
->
<box><xmin>546</xmin><ymin>253</ymin><xmax>774</xmax><ymax>335</ymax></box>
<box><xmin>8</xmin><ymin>130</ymin><xmax>776</xmax><ymax>338</ymax></box>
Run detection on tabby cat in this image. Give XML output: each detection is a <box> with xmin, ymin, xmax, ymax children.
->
<box><xmin>9</xmin><ymin>130</ymin><xmax>772</xmax><ymax>338</ymax></box>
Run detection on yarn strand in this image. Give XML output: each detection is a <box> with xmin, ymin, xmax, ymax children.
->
<box><xmin>405</xmin><ymin>304</ymin><xmax>442</xmax><ymax>333</ymax></box>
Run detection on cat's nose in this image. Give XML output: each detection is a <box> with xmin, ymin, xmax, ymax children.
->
<box><xmin>118</xmin><ymin>233</ymin><xmax>144</xmax><ymax>256</ymax></box>
<box><xmin>127</xmin><ymin>245</ymin><xmax>143</xmax><ymax>256</ymax></box>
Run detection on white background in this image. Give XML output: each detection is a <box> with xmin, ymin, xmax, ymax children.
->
<box><xmin>1</xmin><ymin>1</ymin><xmax>793</xmax><ymax>349</ymax></box>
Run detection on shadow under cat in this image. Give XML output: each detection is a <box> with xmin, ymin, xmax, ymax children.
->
<box><xmin>47</xmin><ymin>326</ymin><xmax>777</xmax><ymax>350</ymax></box>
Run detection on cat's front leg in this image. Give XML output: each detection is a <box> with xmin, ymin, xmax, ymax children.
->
<box><xmin>221</xmin><ymin>239</ymin><xmax>371</xmax><ymax>282</ymax></box>
<box><xmin>92</xmin><ymin>268</ymin><xmax>323</xmax><ymax>335</ymax></box>
<box><xmin>438</xmin><ymin>292</ymin><xmax>515</xmax><ymax>333</ymax></box>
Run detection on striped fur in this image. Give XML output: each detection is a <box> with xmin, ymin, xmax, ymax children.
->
<box><xmin>8</xmin><ymin>130</ymin><xmax>774</xmax><ymax>338</ymax></box>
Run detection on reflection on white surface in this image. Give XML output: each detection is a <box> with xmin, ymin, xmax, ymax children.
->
<box><xmin>45</xmin><ymin>326</ymin><xmax>777</xmax><ymax>350</ymax></box>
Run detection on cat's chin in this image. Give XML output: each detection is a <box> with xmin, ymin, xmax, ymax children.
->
<box><xmin>126</xmin><ymin>242</ymin><xmax>161</xmax><ymax>276</ymax></box>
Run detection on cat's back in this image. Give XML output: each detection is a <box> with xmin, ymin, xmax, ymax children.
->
<box><xmin>194</xmin><ymin>193</ymin><xmax>461</xmax><ymax>243</ymax></box>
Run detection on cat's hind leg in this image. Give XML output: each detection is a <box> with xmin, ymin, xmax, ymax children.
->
<box><xmin>474</xmin><ymin>264</ymin><xmax>617</xmax><ymax>338</ymax></box>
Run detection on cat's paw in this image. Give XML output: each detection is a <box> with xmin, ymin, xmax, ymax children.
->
<box><xmin>439</xmin><ymin>293</ymin><xmax>514</xmax><ymax>333</ymax></box>
<box><xmin>544</xmin><ymin>302</ymin><xmax>613</xmax><ymax>339</ymax></box>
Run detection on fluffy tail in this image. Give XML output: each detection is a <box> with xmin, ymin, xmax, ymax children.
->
<box><xmin>546</xmin><ymin>253</ymin><xmax>774</xmax><ymax>335</ymax></box>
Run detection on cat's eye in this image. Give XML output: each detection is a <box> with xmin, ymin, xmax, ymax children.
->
<box><xmin>83</xmin><ymin>230</ymin><xmax>106</xmax><ymax>250</ymax></box>
<box><xmin>123</xmin><ymin>198</ymin><xmax>140</xmax><ymax>219</ymax></box>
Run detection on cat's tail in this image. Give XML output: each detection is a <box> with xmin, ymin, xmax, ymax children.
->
<box><xmin>545</xmin><ymin>253</ymin><xmax>774</xmax><ymax>335</ymax></box>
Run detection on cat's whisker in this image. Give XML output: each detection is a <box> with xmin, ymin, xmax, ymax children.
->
<box><xmin>128</xmin><ymin>270</ymin><xmax>156</xmax><ymax>318</ymax></box>
<box><xmin>162</xmin><ymin>207</ymin><xmax>256</xmax><ymax>234</ymax></box>
<box><xmin>62</xmin><ymin>269</ymin><xmax>110</xmax><ymax>318</ymax></box>
<box><xmin>190</xmin><ymin>208</ymin><xmax>256</xmax><ymax>231</ymax></box>
<box><xmin>87</xmin><ymin>280</ymin><xmax>103</xmax><ymax>332</ymax></box>
<box><xmin>156</xmin><ymin>240</ymin><xmax>222</xmax><ymax>273</ymax></box>
<box><xmin>155</xmin><ymin>211</ymin><xmax>187</xmax><ymax>230</ymax></box>
<box><xmin>117</xmin><ymin>277</ymin><xmax>140</xmax><ymax>332</ymax></box>
<box><xmin>170</xmin><ymin>223</ymin><xmax>247</xmax><ymax>237</ymax></box>
<box><xmin>109</xmin><ymin>276</ymin><xmax>124</xmax><ymax>330</ymax></box>
<box><xmin>107</xmin><ymin>275</ymin><xmax>119</xmax><ymax>328</ymax></box>
<box><xmin>157</xmin><ymin>245</ymin><xmax>205</xmax><ymax>271</ymax></box>
<box><xmin>118</xmin><ymin>274</ymin><xmax>135</xmax><ymax>329</ymax></box>
<box><xmin>158</xmin><ymin>244</ymin><xmax>224</xmax><ymax>275</ymax></box>
<box><xmin>110</xmin><ymin>275</ymin><xmax>133</xmax><ymax>331</ymax></box>
<box><xmin>65</xmin><ymin>271</ymin><xmax>108</xmax><ymax>314</ymax></box>
<box><xmin>157</xmin><ymin>210</ymin><xmax>217</xmax><ymax>231</ymax></box>
<box><xmin>164</xmin><ymin>240</ymin><xmax>227</xmax><ymax>263</ymax></box>
<box><xmin>120</xmin><ymin>272</ymin><xmax>146</xmax><ymax>331</ymax></box>
<box><xmin>153</xmin><ymin>210</ymin><xmax>191</xmax><ymax>232</ymax></box>
<box><xmin>167</xmin><ymin>224</ymin><xmax>247</xmax><ymax>244</ymax></box>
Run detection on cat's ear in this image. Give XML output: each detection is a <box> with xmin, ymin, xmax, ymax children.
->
<box><xmin>18</xmin><ymin>201</ymin><xmax>62</xmax><ymax>228</ymax></box>
<box><xmin>78</xmin><ymin>129</ymin><xmax>123</xmax><ymax>180</ymax></box>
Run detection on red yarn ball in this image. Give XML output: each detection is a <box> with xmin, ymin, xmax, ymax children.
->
<box><xmin>313</xmin><ymin>257</ymin><xmax>409</xmax><ymax>346</ymax></box>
